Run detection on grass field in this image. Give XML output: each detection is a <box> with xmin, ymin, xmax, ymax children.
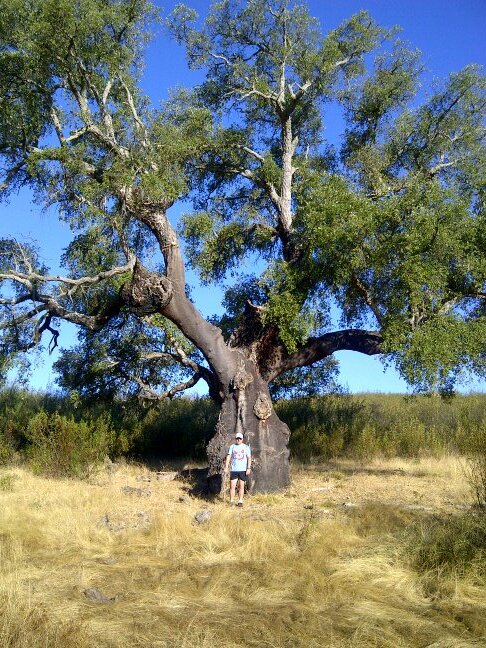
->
<box><xmin>0</xmin><ymin>457</ymin><xmax>485</xmax><ymax>648</ymax></box>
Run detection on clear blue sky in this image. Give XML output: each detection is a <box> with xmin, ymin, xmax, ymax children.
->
<box><xmin>1</xmin><ymin>0</ymin><xmax>485</xmax><ymax>393</ymax></box>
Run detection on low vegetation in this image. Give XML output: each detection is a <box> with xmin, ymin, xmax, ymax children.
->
<box><xmin>1</xmin><ymin>389</ymin><xmax>485</xmax><ymax>646</ymax></box>
<box><xmin>0</xmin><ymin>456</ymin><xmax>484</xmax><ymax>648</ymax></box>
<box><xmin>1</xmin><ymin>389</ymin><xmax>486</xmax><ymax>475</ymax></box>
<box><xmin>0</xmin><ymin>388</ymin><xmax>218</xmax><ymax>474</ymax></box>
<box><xmin>277</xmin><ymin>392</ymin><xmax>486</xmax><ymax>461</ymax></box>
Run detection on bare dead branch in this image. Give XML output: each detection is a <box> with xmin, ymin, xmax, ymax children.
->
<box><xmin>125</xmin><ymin>370</ymin><xmax>202</xmax><ymax>401</ymax></box>
<box><xmin>240</xmin><ymin>145</ymin><xmax>265</xmax><ymax>163</ymax></box>
<box><xmin>351</xmin><ymin>274</ymin><xmax>384</xmax><ymax>325</ymax></box>
<box><xmin>0</xmin><ymin>255</ymin><xmax>136</xmax><ymax>295</ymax></box>
<box><xmin>119</xmin><ymin>77</ymin><xmax>149</xmax><ymax>146</ymax></box>
<box><xmin>0</xmin><ymin>304</ymin><xmax>48</xmax><ymax>331</ymax></box>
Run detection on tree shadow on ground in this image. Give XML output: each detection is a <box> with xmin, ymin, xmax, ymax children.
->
<box><xmin>178</xmin><ymin>466</ymin><xmax>217</xmax><ymax>499</ymax></box>
<box><xmin>306</xmin><ymin>463</ymin><xmax>410</xmax><ymax>477</ymax></box>
<box><xmin>138</xmin><ymin>456</ymin><xmax>216</xmax><ymax>499</ymax></box>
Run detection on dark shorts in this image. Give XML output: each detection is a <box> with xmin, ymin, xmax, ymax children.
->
<box><xmin>230</xmin><ymin>471</ymin><xmax>247</xmax><ymax>482</ymax></box>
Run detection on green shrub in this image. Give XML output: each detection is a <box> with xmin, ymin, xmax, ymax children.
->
<box><xmin>277</xmin><ymin>393</ymin><xmax>486</xmax><ymax>462</ymax></box>
<box><xmin>349</xmin><ymin>423</ymin><xmax>381</xmax><ymax>461</ymax></box>
<box><xmin>0</xmin><ymin>433</ymin><xmax>15</xmax><ymax>465</ymax></box>
<box><xmin>0</xmin><ymin>473</ymin><xmax>17</xmax><ymax>492</ymax></box>
<box><xmin>133</xmin><ymin>397</ymin><xmax>218</xmax><ymax>459</ymax></box>
<box><xmin>25</xmin><ymin>412</ymin><xmax>115</xmax><ymax>478</ymax></box>
<box><xmin>406</xmin><ymin>513</ymin><xmax>486</xmax><ymax>577</ymax></box>
<box><xmin>327</xmin><ymin>426</ymin><xmax>345</xmax><ymax>458</ymax></box>
<box><xmin>289</xmin><ymin>426</ymin><xmax>330</xmax><ymax>462</ymax></box>
<box><xmin>0</xmin><ymin>388</ymin><xmax>66</xmax><ymax>451</ymax></box>
<box><xmin>278</xmin><ymin>395</ymin><xmax>368</xmax><ymax>461</ymax></box>
<box><xmin>394</xmin><ymin>419</ymin><xmax>426</xmax><ymax>457</ymax></box>
<box><xmin>1</xmin><ymin>388</ymin><xmax>486</xmax><ymax>467</ymax></box>
<box><xmin>464</xmin><ymin>424</ymin><xmax>486</xmax><ymax>511</ymax></box>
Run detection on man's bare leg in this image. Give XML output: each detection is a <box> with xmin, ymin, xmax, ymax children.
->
<box><xmin>230</xmin><ymin>479</ymin><xmax>238</xmax><ymax>503</ymax></box>
<box><xmin>238</xmin><ymin>479</ymin><xmax>245</xmax><ymax>504</ymax></box>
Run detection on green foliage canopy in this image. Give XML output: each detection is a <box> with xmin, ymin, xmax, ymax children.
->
<box><xmin>171</xmin><ymin>0</ymin><xmax>486</xmax><ymax>393</ymax></box>
<box><xmin>0</xmin><ymin>0</ymin><xmax>485</xmax><ymax>398</ymax></box>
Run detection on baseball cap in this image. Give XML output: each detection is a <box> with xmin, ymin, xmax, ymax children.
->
<box><xmin>235</xmin><ymin>432</ymin><xmax>243</xmax><ymax>439</ymax></box>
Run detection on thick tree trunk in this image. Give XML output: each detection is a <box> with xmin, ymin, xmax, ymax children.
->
<box><xmin>206</xmin><ymin>359</ymin><xmax>290</xmax><ymax>494</ymax></box>
<box><xmin>124</xmin><ymin>215</ymin><xmax>290</xmax><ymax>494</ymax></box>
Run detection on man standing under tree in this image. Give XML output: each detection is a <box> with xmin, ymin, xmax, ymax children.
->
<box><xmin>225</xmin><ymin>433</ymin><xmax>252</xmax><ymax>507</ymax></box>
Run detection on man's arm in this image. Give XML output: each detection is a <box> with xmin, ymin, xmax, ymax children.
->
<box><xmin>246</xmin><ymin>447</ymin><xmax>251</xmax><ymax>474</ymax></box>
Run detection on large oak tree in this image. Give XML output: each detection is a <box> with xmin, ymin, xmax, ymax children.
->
<box><xmin>1</xmin><ymin>0</ymin><xmax>485</xmax><ymax>491</ymax></box>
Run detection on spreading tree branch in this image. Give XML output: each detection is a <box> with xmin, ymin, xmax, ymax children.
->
<box><xmin>127</xmin><ymin>370</ymin><xmax>203</xmax><ymax>401</ymax></box>
<box><xmin>263</xmin><ymin>329</ymin><xmax>383</xmax><ymax>381</ymax></box>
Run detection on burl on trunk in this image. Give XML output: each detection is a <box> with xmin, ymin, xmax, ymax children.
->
<box><xmin>207</xmin><ymin>361</ymin><xmax>291</xmax><ymax>494</ymax></box>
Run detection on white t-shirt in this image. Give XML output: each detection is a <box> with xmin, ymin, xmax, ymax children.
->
<box><xmin>227</xmin><ymin>443</ymin><xmax>251</xmax><ymax>471</ymax></box>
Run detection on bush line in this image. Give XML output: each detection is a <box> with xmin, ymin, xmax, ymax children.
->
<box><xmin>1</xmin><ymin>388</ymin><xmax>486</xmax><ymax>477</ymax></box>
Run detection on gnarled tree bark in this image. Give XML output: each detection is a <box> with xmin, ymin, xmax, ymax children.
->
<box><xmin>206</xmin><ymin>357</ymin><xmax>291</xmax><ymax>494</ymax></box>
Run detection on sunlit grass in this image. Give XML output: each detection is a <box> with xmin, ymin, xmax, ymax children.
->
<box><xmin>0</xmin><ymin>458</ymin><xmax>485</xmax><ymax>647</ymax></box>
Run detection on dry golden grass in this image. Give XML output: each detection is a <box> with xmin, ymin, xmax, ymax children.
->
<box><xmin>0</xmin><ymin>457</ymin><xmax>484</xmax><ymax>648</ymax></box>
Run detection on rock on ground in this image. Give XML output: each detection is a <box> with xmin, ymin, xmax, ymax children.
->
<box><xmin>193</xmin><ymin>509</ymin><xmax>213</xmax><ymax>525</ymax></box>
